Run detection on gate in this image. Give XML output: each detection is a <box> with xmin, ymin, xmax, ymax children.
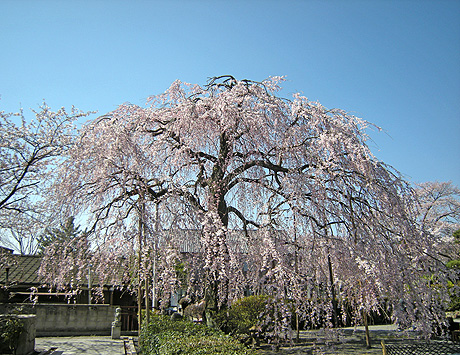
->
<box><xmin>120</xmin><ymin>306</ymin><xmax>138</xmax><ymax>332</ymax></box>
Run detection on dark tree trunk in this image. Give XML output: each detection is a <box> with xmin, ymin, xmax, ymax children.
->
<box><xmin>203</xmin><ymin>132</ymin><xmax>232</xmax><ymax>328</ymax></box>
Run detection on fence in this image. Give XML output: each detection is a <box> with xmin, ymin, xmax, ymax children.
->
<box><xmin>381</xmin><ymin>340</ymin><xmax>460</xmax><ymax>355</ymax></box>
<box><xmin>120</xmin><ymin>305</ymin><xmax>138</xmax><ymax>332</ymax></box>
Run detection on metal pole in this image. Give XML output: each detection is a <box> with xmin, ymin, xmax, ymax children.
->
<box><xmin>88</xmin><ymin>264</ymin><xmax>92</xmax><ymax>304</ymax></box>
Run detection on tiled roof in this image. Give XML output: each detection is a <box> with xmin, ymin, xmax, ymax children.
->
<box><xmin>161</xmin><ymin>229</ymin><xmax>290</xmax><ymax>254</ymax></box>
<box><xmin>0</xmin><ymin>229</ymin><xmax>291</xmax><ymax>287</ymax></box>
<box><xmin>0</xmin><ymin>254</ymin><xmax>42</xmax><ymax>285</ymax></box>
<box><xmin>161</xmin><ymin>229</ymin><xmax>255</xmax><ymax>254</ymax></box>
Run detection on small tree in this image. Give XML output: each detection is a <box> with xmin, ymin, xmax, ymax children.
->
<box><xmin>415</xmin><ymin>181</ymin><xmax>460</xmax><ymax>309</ymax></box>
<box><xmin>416</xmin><ymin>181</ymin><xmax>460</xmax><ymax>241</ymax></box>
<box><xmin>0</xmin><ymin>103</ymin><xmax>91</xmax><ymax>254</ymax></box>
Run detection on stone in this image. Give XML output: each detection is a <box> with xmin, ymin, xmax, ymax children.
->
<box><xmin>111</xmin><ymin>324</ymin><xmax>121</xmax><ymax>339</ymax></box>
<box><xmin>170</xmin><ymin>312</ymin><xmax>183</xmax><ymax>321</ymax></box>
<box><xmin>111</xmin><ymin>307</ymin><xmax>122</xmax><ymax>339</ymax></box>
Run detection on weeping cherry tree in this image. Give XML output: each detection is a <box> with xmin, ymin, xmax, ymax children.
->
<box><xmin>42</xmin><ymin>76</ymin><xmax>453</xmax><ymax>338</ymax></box>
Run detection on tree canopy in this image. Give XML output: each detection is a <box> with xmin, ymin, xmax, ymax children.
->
<box><xmin>41</xmin><ymin>76</ymin><xmax>455</xmax><ymax>336</ymax></box>
<box><xmin>416</xmin><ymin>181</ymin><xmax>460</xmax><ymax>240</ymax></box>
<box><xmin>0</xmin><ymin>103</ymin><xmax>90</xmax><ymax>254</ymax></box>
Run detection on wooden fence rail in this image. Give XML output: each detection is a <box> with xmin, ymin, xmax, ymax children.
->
<box><xmin>381</xmin><ymin>340</ymin><xmax>460</xmax><ymax>355</ymax></box>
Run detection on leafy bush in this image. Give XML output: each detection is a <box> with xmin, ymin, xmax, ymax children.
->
<box><xmin>139</xmin><ymin>315</ymin><xmax>257</xmax><ymax>355</ymax></box>
<box><xmin>0</xmin><ymin>317</ymin><xmax>24</xmax><ymax>354</ymax></box>
<box><xmin>217</xmin><ymin>295</ymin><xmax>298</xmax><ymax>350</ymax></box>
<box><xmin>217</xmin><ymin>295</ymin><xmax>269</xmax><ymax>336</ymax></box>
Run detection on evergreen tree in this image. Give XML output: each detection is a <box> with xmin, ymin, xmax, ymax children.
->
<box><xmin>37</xmin><ymin>217</ymin><xmax>86</xmax><ymax>255</ymax></box>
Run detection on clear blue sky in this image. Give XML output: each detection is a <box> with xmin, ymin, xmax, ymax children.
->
<box><xmin>1</xmin><ymin>0</ymin><xmax>459</xmax><ymax>187</ymax></box>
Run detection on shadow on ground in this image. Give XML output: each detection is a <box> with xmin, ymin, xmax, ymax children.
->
<box><xmin>257</xmin><ymin>326</ymin><xmax>452</xmax><ymax>355</ymax></box>
<box><xmin>35</xmin><ymin>336</ymin><xmax>125</xmax><ymax>354</ymax></box>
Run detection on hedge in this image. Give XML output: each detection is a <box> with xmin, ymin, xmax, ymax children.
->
<box><xmin>139</xmin><ymin>315</ymin><xmax>257</xmax><ymax>355</ymax></box>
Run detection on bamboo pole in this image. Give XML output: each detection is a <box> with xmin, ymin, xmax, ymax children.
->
<box><xmin>143</xmin><ymin>200</ymin><xmax>150</xmax><ymax>325</ymax></box>
<box><xmin>293</xmin><ymin>212</ymin><xmax>300</xmax><ymax>343</ymax></box>
<box><xmin>138</xmin><ymin>201</ymin><xmax>143</xmax><ymax>336</ymax></box>
<box><xmin>153</xmin><ymin>201</ymin><xmax>159</xmax><ymax>310</ymax></box>
<box><xmin>145</xmin><ymin>277</ymin><xmax>149</xmax><ymax>324</ymax></box>
<box><xmin>363</xmin><ymin>309</ymin><xmax>371</xmax><ymax>348</ymax></box>
<box><xmin>328</xmin><ymin>254</ymin><xmax>339</xmax><ymax>328</ymax></box>
<box><xmin>381</xmin><ymin>340</ymin><xmax>387</xmax><ymax>355</ymax></box>
<box><xmin>88</xmin><ymin>264</ymin><xmax>92</xmax><ymax>305</ymax></box>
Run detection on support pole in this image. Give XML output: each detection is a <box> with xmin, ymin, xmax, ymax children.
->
<box><xmin>138</xmin><ymin>206</ymin><xmax>143</xmax><ymax>335</ymax></box>
<box><xmin>153</xmin><ymin>201</ymin><xmax>159</xmax><ymax>310</ymax></box>
<box><xmin>145</xmin><ymin>200</ymin><xmax>150</xmax><ymax>324</ymax></box>
<box><xmin>145</xmin><ymin>277</ymin><xmax>150</xmax><ymax>324</ymax></box>
<box><xmin>364</xmin><ymin>310</ymin><xmax>371</xmax><ymax>348</ymax></box>
<box><xmin>328</xmin><ymin>254</ymin><xmax>338</xmax><ymax>328</ymax></box>
<box><xmin>293</xmin><ymin>212</ymin><xmax>300</xmax><ymax>343</ymax></box>
<box><xmin>88</xmin><ymin>264</ymin><xmax>92</xmax><ymax>305</ymax></box>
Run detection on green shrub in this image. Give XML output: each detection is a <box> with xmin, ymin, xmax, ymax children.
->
<box><xmin>217</xmin><ymin>295</ymin><xmax>269</xmax><ymax>336</ymax></box>
<box><xmin>217</xmin><ymin>295</ymin><xmax>298</xmax><ymax>350</ymax></box>
<box><xmin>0</xmin><ymin>317</ymin><xmax>24</xmax><ymax>354</ymax></box>
<box><xmin>139</xmin><ymin>315</ymin><xmax>257</xmax><ymax>355</ymax></box>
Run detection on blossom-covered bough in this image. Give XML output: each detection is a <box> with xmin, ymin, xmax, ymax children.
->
<box><xmin>42</xmin><ymin>76</ymin><xmax>454</xmax><ymax>340</ymax></box>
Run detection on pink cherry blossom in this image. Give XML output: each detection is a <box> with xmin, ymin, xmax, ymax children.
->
<box><xmin>40</xmin><ymin>76</ymin><xmax>456</xmax><ymax>337</ymax></box>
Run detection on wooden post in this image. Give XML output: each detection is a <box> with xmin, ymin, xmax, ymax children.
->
<box><xmin>363</xmin><ymin>309</ymin><xmax>371</xmax><ymax>348</ymax></box>
<box><xmin>88</xmin><ymin>264</ymin><xmax>92</xmax><ymax>304</ymax></box>
<box><xmin>145</xmin><ymin>277</ymin><xmax>150</xmax><ymax>324</ymax></box>
<box><xmin>328</xmin><ymin>254</ymin><xmax>339</xmax><ymax>328</ymax></box>
<box><xmin>293</xmin><ymin>212</ymin><xmax>300</xmax><ymax>343</ymax></box>
<box><xmin>143</xmin><ymin>200</ymin><xmax>150</xmax><ymax>325</ymax></box>
<box><xmin>358</xmin><ymin>280</ymin><xmax>371</xmax><ymax>348</ymax></box>
<box><xmin>153</xmin><ymin>200</ymin><xmax>159</xmax><ymax>310</ymax></box>
<box><xmin>138</xmin><ymin>205</ymin><xmax>143</xmax><ymax>335</ymax></box>
<box><xmin>296</xmin><ymin>313</ymin><xmax>300</xmax><ymax>343</ymax></box>
<box><xmin>381</xmin><ymin>340</ymin><xmax>387</xmax><ymax>355</ymax></box>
